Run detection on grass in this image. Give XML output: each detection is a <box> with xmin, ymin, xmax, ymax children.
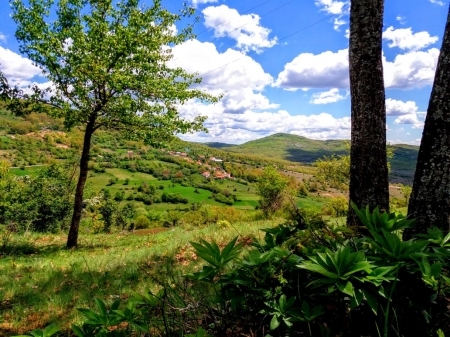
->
<box><xmin>0</xmin><ymin>220</ymin><xmax>276</xmax><ymax>335</ymax></box>
<box><xmin>9</xmin><ymin>166</ymin><xmax>43</xmax><ymax>176</ymax></box>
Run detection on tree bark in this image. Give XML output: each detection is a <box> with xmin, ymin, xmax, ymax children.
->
<box><xmin>67</xmin><ymin>114</ymin><xmax>96</xmax><ymax>248</ymax></box>
<box><xmin>347</xmin><ymin>0</ymin><xmax>389</xmax><ymax>227</ymax></box>
<box><xmin>405</xmin><ymin>5</ymin><xmax>450</xmax><ymax>239</ymax></box>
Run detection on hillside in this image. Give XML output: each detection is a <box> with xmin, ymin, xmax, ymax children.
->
<box><xmin>203</xmin><ymin>133</ymin><xmax>419</xmax><ymax>184</ymax></box>
<box><xmin>213</xmin><ymin>133</ymin><xmax>348</xmax><ymax>163</ymax></box>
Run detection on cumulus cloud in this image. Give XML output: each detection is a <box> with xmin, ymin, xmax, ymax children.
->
<box><xmin>383</xmin><ymin>26</ymin><xmax>438</xmax><ymax>51</ymax></box>
<box><xmin>385</xmin><ymin>98</ymin><xmax>418</xmax><ymax>116</ymax></box>
<box><xmin>202</xmin><ymin>5</ymin><xmax>277</xmax><ymax>53</ymax></box>
<box><xmin>274</xmin><ymin>49</ymin><xmax>349</xmax><ymax>90</ymax></box>
<box><xmin>315</xmin><ymin>0</ymin><xmax>348</xmax><ymax>15</ymax></box>
<box><xmin>178</xmin><ymin>99</ymin><xmax>351</xmax><ymax>143</ymax></box>
<box><xmin>310</xmin><ymin>88</ymin><xmax>346</xmax><ymax>104</ymax></box>
<box><xmin>170</xmin><ymin>39</ymin><xmax>276</xmax><ymax>116</ymax></box>
<box><xmin>275</xmin><ymin>47</ymin><xmax>439</xmax><ymax>91</ymax></box>
<box><xmin>191</xmin><ymin>0</ymin><xmax>218</xmax><ymax>7</ymax></box>
<box><xmin>394</xmin><ymin>114</ymin><xmax>424</xmax><ymax>129</ymax></box>
<box><xmin>0</xmin><ymin>46</ymin><xmax>43</xmax><ymax>85</ymax></box>
<box><xmin>384</xmin><ymin>48</ymin><xmax>439</xmax><ymax>89</ymax></box>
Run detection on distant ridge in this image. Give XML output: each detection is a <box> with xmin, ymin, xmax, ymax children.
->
<box><xmin>200</xmin><ymin>133</ymin><xmax>419</xmax><ymax>184</ymax></box>
<box><xmin>201</xmin><ymin>142</ymin><xmax>236</xmax><ymax>149</ymax></box>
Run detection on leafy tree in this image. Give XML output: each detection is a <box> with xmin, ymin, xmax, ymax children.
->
<box><xmin>325</xmin><ymin>196</ymin><xmax>348</xmax><ymax>217</ymax></box>
<box><xmin>400</xmin><ymin>185</ymin><xmax>412</xmax><ymax>205</ymax></box>
<box><xmin>257</xmin><ymin>166</ymin><xmax>288</xmax><ymax>217</ymax></box>
<box><xmin>315</xmin><ymin>154</ymin><xmax>350</xmax><ymax>190</ymax></box>
<box><xmin>406</xmin><ymin>5</ymin><xmax>450</xmax><ymax>238</ymax></box>
<box><xmin>347</xmin><ymin>0</ymin><xmax>389</xmax><ymax>227</ymax></box>
<box><xmin>99</xmin><ymin>199</ymin><xmax>117</xmax><ymax>233</ymax></box>
<box><xmin>0</xmin><ymin>162</ymin><xmax>74</xmax><ymax>232</ymax></box>
<box><xmin>7</xmin><ymin>0</ymin><xmax>217</xmax><ymax>247</ymax></box>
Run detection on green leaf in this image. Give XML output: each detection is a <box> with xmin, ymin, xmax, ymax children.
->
<box><xmin>337</xmin><ymin>280</ymin><xmax>354</xmax><ymax>296</ymax></box>
<box><xmin>363</xmin><ymin>289</ymin><xmax>378</xmax><ymax>315</ymax></box>
<box><xmin>71</xmin><ymin>325</ymin><xmax>86</xmax><ymax>337</ymax></box>
<box><xmin>298</xmin><ymin>261</ymin><xmax>338</xmax><ymax>279</ymax></box>
<box><xmin>42</xmin><ymin>324</ymin><xmax>59</xmax><ymax>337</ymax></box>
<box><xmin>270</xmin><ymin>315</ymin><xmax>281</xmax><ymax>330</ymax></box>
<box><xmin>95</xmin><ymin>298</ymin><xmax>107</xmax><ymax>317</ymax></box>
<box><xmin>279</xmin><ymin>295</ymin><xmax>287</xmax><ymax>312</ymax></box>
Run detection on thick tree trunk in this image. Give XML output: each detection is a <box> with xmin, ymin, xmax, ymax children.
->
<box><xmin>405</xmin><ymin>5</ymin><xmax>450</xmax><ymax>239</ymax></box>
<box><xmin>67</xmin><ymin>114</ymin><xmax>96</xmax><ymax>248</ymax></box>
<box><xmin>347</xmin><ymin>0</ymin><xmax>389</xmax><ymax>228</ymax></box>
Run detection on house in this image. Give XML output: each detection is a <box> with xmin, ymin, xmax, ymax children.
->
<box><xmin>202</xmin><ymin>172</ymin><xmax>211</xmax><ymax>178</ymax></box>
<box><xmin>127</xmin><ymin>151</ymin><xmax>133</xmax><ymax>158</ymax></box>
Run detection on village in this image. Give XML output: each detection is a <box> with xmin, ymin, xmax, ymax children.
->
<box><xmin>164</xmin><ymin>149</ymin><xmax>233</xmax><ymax>180</ymax></box>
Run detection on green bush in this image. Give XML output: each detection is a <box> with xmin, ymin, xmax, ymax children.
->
<box><xmin>134</xmin><ymin>215</ymin><xmax>151</xmax><ymax>229</ymax></box>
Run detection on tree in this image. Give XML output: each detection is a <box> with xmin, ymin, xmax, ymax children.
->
<box><xmin>257</xmin><ymin>166</ymin><xmax>288</xmax><ymax>217</ymax></box>
<box><xmin>8</xmin><ymin>0</ymin><xmax>217</xmax><ymax>247</ymax></box>
<box><xmin>405</xmin><ymin>5</ymin><xmax>450</xmax><ymax>238</ymax></box>
<box><xmin>347</xmin><ymin>0</ymin><xmax>389</xmax><ymax>228</ymax></box>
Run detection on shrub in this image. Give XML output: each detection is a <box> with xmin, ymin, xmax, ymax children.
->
<box><xmin>134</xmin><ymin>215</ymin><xmax>151</xmax><ymax>229</ymax></box>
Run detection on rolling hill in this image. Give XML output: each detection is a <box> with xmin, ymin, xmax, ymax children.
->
<box><xmin>202</xmin><ymin>133</ymin><xmax>419</xmax><ymax>184</ymax></box>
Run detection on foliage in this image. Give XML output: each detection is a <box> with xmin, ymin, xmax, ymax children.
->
<box><xmin>5</xmin><ymin>0</ymin><xmax>218</xmax><ymax>247</ymax></box>
<box><xmin>0</xmin><ymin>162</ymin><xmax>74</xmax><ymax>233</ymax></box>
<box><xmin>257</xmin><ymin>166</ymin><xmax>288</xmax><ymax>217</ymax></box>
<box><xmin>186</xmin><ymin>204</ymin><xmax>450</xmax><ymax>336</ymax></box>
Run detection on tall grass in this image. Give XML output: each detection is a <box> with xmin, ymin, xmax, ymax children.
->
<box><xmin>0</xmin><ymin>220</ymin><xmax>276</xmax><ymax>335</ymax></box>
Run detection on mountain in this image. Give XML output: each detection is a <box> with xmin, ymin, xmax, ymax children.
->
<box><xmin>200</xmin><ymin>142</ymin><xmax>236</xmax><ymax>149</ymax></box>
<box><xmin>204</xmin><ymin>133</ymin><xmax>348</xmax><ymax>163</ymax></box>
<box><xmin>201</xmin><ymin>133</ymin><xmax>418</xmax><ymax>184</ymax></box>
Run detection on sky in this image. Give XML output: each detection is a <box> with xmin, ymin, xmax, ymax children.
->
<box><xmin>0</xmin><ymin>0</ymin><xmax>448</xmax><ymax>145</ymax></box>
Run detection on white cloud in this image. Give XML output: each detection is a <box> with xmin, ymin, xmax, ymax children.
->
<box><xmin>274</xmin><ymin>49</ymin><xmax>349</xmax><ymax>90</ymax></box>
<box><xmin>429</xmin><ymin>0</ymin><xmax>445</xmax><ymax>6</ymax></box>
<box><xmin>315</xmin><ymin>0</ymin><xmax>348</xmax><ymax>15</ymax></box>
<box><xmin>0</xmin><ymin>33</ymin><xmax>6</xmax><ymax>44</ymax></box>
<box><xmin>385</xmin><ymin>98</ymin><xmax>418</xmax><ymax>116</ymax></box>
<box><xmin>202</xmin><ymin>5</ymin><xmax>277</xmax><ymax>54</ymax></box>
<box><xmin>275</xmin><ymin>47</ymin><xmax>439</xmax><ymax>91</ymax></box>
<box><xmin>396</xmin><ymin>16</ymin><xmax>407</xmax><ymax>25</ymax></box>
<box><xmin>178</xmin><ymin>99</ymin><xmax>351</xmax><ymax>143</ymax></box>
<box><xmin>394</xmin><ymin>114</ymin><xmax>424</xmax><ymax>129</ymax></box>
<box><xmin>191</xmin><ymin>0</ymin><xmax>218</xmax><ymax>7</ymax></box>
<box><xmin>0</xmin><ymin>46</ymin><xmax>43</xmax><ymax>85</ymax></box>
<box><xmin>170</xmin><ymin>39</ymin><xmax>276</xmax><ymax>115</ymax></box>
<box><xmin>310</xmin><ymin>88</ymin><xmax>346</xmax><ymax>104</ymax></box>
<box><xmin>388</xmin><ymin>138</ymin><xmax>422</xmax><ymax>146</ymax></box>
<box><xmin>384</xmin><ymin>48</ymin><xmax>439</xmax><ymax>89</ymax></box>
<box><xmin>383</xmin><ymin>26</ymin><xmax>438</xmax><ymax>51</ymax></box>
<box><xmin>333</xmin><ymin>18</ymin><xmax>346</xmax><ymax>31</ymax></box>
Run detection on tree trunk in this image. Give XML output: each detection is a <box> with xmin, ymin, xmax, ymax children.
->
<box><xmin>347</xmin><ymin>0</ymin><xmax>389</xmax><ymax>228</ymax></box>
<box><xmin>67</xmin><ymin>115</ymin><xmax>96</xmax><ymax>248</ymax></box>
<box><xmin>405</xmin><ymin>5</ymin><xmax>450</xmax><ymax>239</ymax></box>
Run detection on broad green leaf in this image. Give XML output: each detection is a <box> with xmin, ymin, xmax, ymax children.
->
<box><xmin>337</xmin><ymin>280</ymin><xmax>354</xmax><ymax>296</ymax></box>
<box><xmin>270</xmin><ymin>315</ymin><xmax>281</xmax><ymax>330</ymax></box>
<box><xmin>42</xmin><ymin>324</ymin><xmax>59</xmax><ymax>337</ymax></box>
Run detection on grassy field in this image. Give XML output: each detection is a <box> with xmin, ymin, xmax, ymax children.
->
<box><xmin>0</xmin><ymin>220</ymin><xmax>277</xmax><ymax>335</ymax></box>
<box><xmin>9</xmin><ymin>166</ymin><xmax>43</xmax><ymax>176</ymax></box>
<box><xmin>86</xmin><ymin>168</ymin><xmax>263</xmax><ymax>211</ymax></box>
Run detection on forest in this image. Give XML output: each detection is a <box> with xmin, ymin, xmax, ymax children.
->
<box><xmin>0</xmin><ymin>0</ymin><xmax>449</xmax><ymax>336</ymax></box>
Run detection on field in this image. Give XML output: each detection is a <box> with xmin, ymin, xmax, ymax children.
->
<box><xmin>0</xmin><ymin>221</ymin><xmax>276</xmax><ymax>335</ymax></box>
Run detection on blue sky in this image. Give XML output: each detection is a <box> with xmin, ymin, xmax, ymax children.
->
<box><xmin>0</xmin><ymin>0</ymin><xmax>448</xmax><ymax>145</ymax></box>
